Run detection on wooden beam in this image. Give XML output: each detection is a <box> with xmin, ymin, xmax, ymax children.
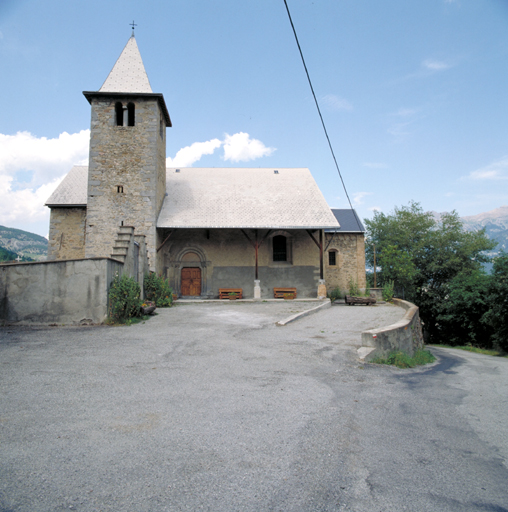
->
<box><xmin>306</xmin><ymin>229</ymin><xmax>320</xmax><ymax>248</ymax></box>
<box><xmin>156</xmin><ymin>230</ymin><xmax>174</xmax><ymax>253</ymax></box>
<box><xmin>241</xmin><ymin>229</ymin><xmax>256</xmax><ymax>249</ymax></box>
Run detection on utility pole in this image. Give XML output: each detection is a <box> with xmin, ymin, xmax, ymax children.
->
<box><xmin>373</xmin><ymin>244</ymin><xmax>377</xmax><ymax>288</ymax></box>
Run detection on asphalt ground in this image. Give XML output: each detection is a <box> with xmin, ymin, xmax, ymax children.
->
<box><xmin>1</xmin><ymin>302</ymin><xmax>507</xmax><ymax>512</ymax></box>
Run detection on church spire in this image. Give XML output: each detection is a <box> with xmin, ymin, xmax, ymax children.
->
<box><xmin>99</xmin><ymin>35</ymin><xmax>152</xmax><ymax>94</ymax></box>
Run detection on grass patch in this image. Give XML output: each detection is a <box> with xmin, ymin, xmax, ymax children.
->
<box><xmin>370</xmin><ymin>349</ymin><xmax>436</xmax><ymax>368</ymax></box>
<box><xmin>430</xmin><ymin>344</ymin><xmax>508</xmax><ymax>358</ymax></box>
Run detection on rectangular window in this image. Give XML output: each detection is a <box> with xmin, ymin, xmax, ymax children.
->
<box><xmin>329</xmin><ymin>251</ymin><xmax>336</xmax><ymax>266</ymax></box>
<box><xmin>273</xmin><ymin>235</ymin><xmax>287</xmax><ymax>262</ymax></box>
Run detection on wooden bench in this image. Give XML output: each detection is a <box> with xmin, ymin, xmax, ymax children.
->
<box><xmin>345</xmin><ymin>295</ymin><xmax>376</xmax><ymax>306</ymax></box>
<box><xmin>219</xmin><ymin>288</ymin><xmax>243</xmax><ymax>299</ymax></box>
<box><xmin>274</xmin><ymin>287</ymin><xmax>297</xmax><ymax>299</ymax></box>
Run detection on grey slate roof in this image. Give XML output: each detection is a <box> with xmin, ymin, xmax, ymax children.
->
<box><xmin>325</xmin><ymin>209</ymin><xmax>365</xmax><ymax>233</ymax></box>
<box><xmin>45</xmin><ymin>166</ymin><xmax>88</xmax><ymax>207</ymax></box>
<box><xmin>45</xmin><ymin>166</ymin><xmax>340</xmax><ymax>230</ymax></box>
<box><xmin>157</xmin><ymin>168</ymin><xmax>340</xmax><ymax>229</ymax></box>
<box><xmin>99</xmin><ymin>36</ymin><xmax>153</xmax><ymax>93</ymax></box>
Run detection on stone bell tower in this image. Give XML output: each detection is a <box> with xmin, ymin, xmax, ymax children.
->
<box><xmin>83</xmin><ymin>34</ymin><xmax>171</xmax><ymax>271</ymax></box>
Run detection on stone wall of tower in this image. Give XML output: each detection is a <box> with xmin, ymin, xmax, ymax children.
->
<box><xmin>85</xmin><ymin>96</ymin><xmax>166</xmax><ymax>271</ymax></box>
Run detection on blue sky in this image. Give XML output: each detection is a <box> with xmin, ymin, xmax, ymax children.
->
<box><xmin>1</xmin><ymin>0</ymin><xmax>507</xmax><ymax>237</ymax></box>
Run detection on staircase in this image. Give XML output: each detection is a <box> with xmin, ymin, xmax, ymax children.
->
<box><xmin>111</xmin><ymin>226</ymin><xmax>135</xmax><ymax>263</ymax></box>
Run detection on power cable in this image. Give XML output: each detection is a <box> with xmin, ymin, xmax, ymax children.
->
<box><xmin>282</xmin><ymin>0</ymin><xmax>363</xmax><ymax>232</ymax></box>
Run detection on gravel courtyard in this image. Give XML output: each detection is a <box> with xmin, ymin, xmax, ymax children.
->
<box><xmin>2</xmin><ymin>302</ymin><xmax>507</xmax><ymax>512</ymax></box>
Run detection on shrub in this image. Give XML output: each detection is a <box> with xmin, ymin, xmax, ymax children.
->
<box><xmin>328</xmin><ymin>286</ymin><xmax>342</xmax><ymax>302</ymax></box>
<box><xmin>348</xmin><ymin>277</ymin><xmax>361</xmax><ymax>297</ymax></box>
<box><xmin>382</xmin><ymin>280</ymin><xmax>394</xmax><ymax>301</ymax></box>
<box><xmin>109</xmin><ymin>273</ymin><xmax>142</xmax><ymax>322</ymax></box>
<box><xmin>144</xmin><ymin>272</ymin><xmax>173</xmax><ymax>307</ymax></box>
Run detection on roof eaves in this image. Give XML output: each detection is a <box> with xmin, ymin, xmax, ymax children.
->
<box><xmin>45</xmin><ymin>203</ymin><xmax>87</xmax><ymax>208</ymax></box>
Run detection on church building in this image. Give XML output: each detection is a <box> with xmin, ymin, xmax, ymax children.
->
<box><xmin>46</xmin><ymin>35</ymin><xmax>365</xmax><ymax>299</ymax></box>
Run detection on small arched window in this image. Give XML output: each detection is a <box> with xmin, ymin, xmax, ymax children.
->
<box><xmin>117</xmin><ymin>185</ymin><xmax>124</xmax><ymax>194</ymax></box>
<box><xmin>273</xmin><ymin>235</ymin><xmax>287</xmax><ymax>262</ymax></box>
<box><xmin>115</xmin><ymin>102</ymin><xmax>124</xmax><ymax>126</ymax></box>
<box><xmin>127</xmin><ymin>102</ymin><xmax>135</xmax><ymax>126</ymax></box>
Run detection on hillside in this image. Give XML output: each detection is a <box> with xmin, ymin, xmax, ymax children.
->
<box><xmin>0</xmin><ymin>226</ymin><xmax>47</xmax><ymax>261</ymax></box>
<box><xmin>461</xmin><ymin>205</ymin><xmax>508</xmax><ymax>255</ymax></box>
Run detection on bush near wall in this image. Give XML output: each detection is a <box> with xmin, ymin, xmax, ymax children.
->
<box><xmin>108</xmin><ymin>273</ymin><xmax>142</xmax><ymax>322</ymax></box>
<box><xmin>144</xmin><ymin>272</ymin><xmax>173</xmax><ymax>307</ymax></box>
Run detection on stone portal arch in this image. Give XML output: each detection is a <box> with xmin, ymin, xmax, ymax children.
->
<box><xmin>172</xmin><ymin>247</ymin><xmax>210</xmax><ymax>298</ymax></box>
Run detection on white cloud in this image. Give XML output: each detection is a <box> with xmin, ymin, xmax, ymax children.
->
<box><xmin>222</xmin><ymin>132</ymin><xmax>275</xmax><ymax>162</ymax></box>
<box><xmin>0</xmin><ymin>130</ymin><xmax>89</xmax><ymax>185</ymax></box>
<box><xmin>0</xmin><ymin>175</ymin><xmax>63</xmax><ymax>228</ymax></box>
<box><xmin>322</xmin><ymin>94</ymin><xmax>353</xmax><ymax>112</ymax></box>
<box><xmin>353</xmin><ymin>192</ymin><xmax>372</xmax><ymax>205</ymax></box>
<box><xmin>463</xmin><ymin>157</ymin><xmax>508</xmax><ymax>181</ymax></box>
<box><xmin>368</xmin><ymin>206</ymin><xmax>381</xmax><ymax>212</ymax></box>
<box><xmin>166</xmin><ymin>139</ymin><xmax>222</xmax><ymax>167</ymax></box>
<box><xmin>0</xmin><ymin>130</ymin><xmax>89</xmax><ymax>231</ymax></box>
<box><xmin>422</xmin><ymin>59</ymin><xmax>450</xmax><ymax>71</ymax></box>
<box><xmin>166</xmin><ymin>132</ymin><xmax>275</xmax><ymax>167</ymax></box>
<box><xmin>363</xmin><ymin>162</ymin><xmax>388</xmax><ymax>169</ymax></box>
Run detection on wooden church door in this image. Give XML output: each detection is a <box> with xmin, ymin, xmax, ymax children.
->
<box><xmin>181</xmin><ymin>267</ymin><xmax>201</xmax><ymax>296</ymax></box>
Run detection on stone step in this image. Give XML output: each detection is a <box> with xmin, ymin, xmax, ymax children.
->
<box><xmin>118</xmin><ymin>226</ymin><xmax>135</xmax><ymax>234</ymax></box>
<box><xmin>113</xmin><ymin>240</ymin><xmax>130</xmax><ymax>249</ymax></box>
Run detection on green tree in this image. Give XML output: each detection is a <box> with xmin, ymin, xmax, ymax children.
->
<box><xmin>376</xmin><ymin>243</ymin><xmax>416</xmax><ymax>294</ymax></box>
<box><xmin>365</xmin><ymin>201</ymin><xmax>496</xmax><ymax>343</ymax></box>
<box><xmin>482</xmin><ymin>253</ymin><xmax>508</xmax><ymax>351</ymax></box>
<box><xmin>436</xmin><ymin>269</ymin><xmax>493</xmax><ymax>347</ymax></box>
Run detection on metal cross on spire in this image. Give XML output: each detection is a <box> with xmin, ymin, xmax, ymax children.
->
<box><xmin>130</xmin><ymin>20</ymin><xmax>137</xmax><ymax>36</ymax></box>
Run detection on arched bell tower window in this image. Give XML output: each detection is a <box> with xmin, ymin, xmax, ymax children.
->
<box><xmin>115</xmin><ymin>102</ymin><xmax>123</xmax><ymax>126</ymax></box>
<box><xmin>127</xmin><ymin>102</ymin><xmax>135</xmax><ymax>126</ymax></box>
<box><xmin>273</xmin><ymin>235</ymin><xmax>287</xmax><ymax>262</ymax></box>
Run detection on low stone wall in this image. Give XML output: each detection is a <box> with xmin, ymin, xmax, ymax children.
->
<box><xmin>360</xmin><ymin>299</ymin><xmax>424</xmax><ymax>361</ymax></box>
<box><xmin>0</xmin><ymin>258</ymin><xmax>123</xmax><ymax>325</ymax></box>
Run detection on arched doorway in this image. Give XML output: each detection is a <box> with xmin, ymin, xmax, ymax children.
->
<box><xmin>181</xmin><ymin>267</ymin><xmax>201</xmax><ymax>296</ymax></box>
<box><xmin>180</xmin><ymin>251</ymin><xmax>202</xmax><ymax>296</ymax></box>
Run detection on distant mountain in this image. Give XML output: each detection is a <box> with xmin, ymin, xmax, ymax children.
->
<box><xmin>431</xmin><ymin>206</ymin><xmax>507</xmax><ymax>265</ymax></box>
<box><xmin>0</xmin><ymin>226</ymin><xmax>47</xmax><ymax>261</ymax></box>
<box><xmin>460</xmin><ymin>206</ymin><xmax>508</xmax><ymax>255</ymax></box>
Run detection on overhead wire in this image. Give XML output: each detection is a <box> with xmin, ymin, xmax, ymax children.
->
<box><xmin>282</xmin><ymin>0</ymin><xmax>363</xmax><ymax>232</ymax></box>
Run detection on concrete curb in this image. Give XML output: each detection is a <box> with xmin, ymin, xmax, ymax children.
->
<box><xmin>276</xmin><ymin>299</ymin><xmax>331</xmax><ymax>326</ymax></box>
<box><xmin>175</xmin><ymin>298</ymin><xmax>326</xmax><ymax>304</ymax></box>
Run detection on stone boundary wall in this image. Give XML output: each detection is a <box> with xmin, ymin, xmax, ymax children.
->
<box><xmin>0</xmin><ymin>258</ymin><xmax>123</xmax><ymax>325</ymax></box>
<box><xmin>360</xmin><ymin>298</ymin><xmax>424</xmax><ymax>361</ymax></box>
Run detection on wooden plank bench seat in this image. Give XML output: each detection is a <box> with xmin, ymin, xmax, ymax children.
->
<box><xmin>273</xmin><ymin>287</ymin><xmax>297</xmax><ymax>299</ymax></box>
<box><xmin>345</xmin><ymin>295</ymin><xmax>376</xmax><ymax>306</ymax></box>
<box><xmin>219</xmin><ymin>288</ymin><xmax>243</xmax><ymax>299</ymax></box>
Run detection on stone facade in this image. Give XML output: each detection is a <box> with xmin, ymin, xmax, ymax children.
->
<box><xmin>47</xmin><ymin>208</ymin><xmax>86</xmax><ymax>260</ymax></box>
<box><xmin>324</xmin><ymin>232</ymin><xmax>366</xmax><ymax>294</ymax></box>
<box><xmin>85</xmin><ymin>96</ymin><xmax>167</xmax><ymax>271</ymax></box>
<box><xmin>161</xmin><ymin>229</ymin><xmax>322</xmax><ymax>298</ymax></box>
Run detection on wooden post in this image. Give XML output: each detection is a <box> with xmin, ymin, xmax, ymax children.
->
<box><xmin>373</xmin><ymin>244</ymin><xmax>377</xmax><ymax>288</ymax></box>
<box><xmin>319</xmin><ymin>229</ymin><xmax>324</xmax><ymax>280</ymax></box>
<box><xmin>255</xmin><ymin>229</ymin><xmax>259</xmax><ymax>280</ymax></box>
